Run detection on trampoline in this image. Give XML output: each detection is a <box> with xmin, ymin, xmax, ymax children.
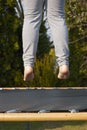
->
<box><xmin>0</xmin><ymin>87</ymin><xmax>87</xmax><ymax>121</ymax></box>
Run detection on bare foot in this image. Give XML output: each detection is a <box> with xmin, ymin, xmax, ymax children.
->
<box><xmin>58</xmin><ymin>65</ymin><xmax>69</xmax><ymax>79</ymax></box>
<box><xmin>24</xmin><ymin>66</ymin><xmax>34</xmax><ymax>81</ymax></box>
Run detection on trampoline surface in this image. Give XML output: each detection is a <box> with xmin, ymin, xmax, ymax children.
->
<box><xmin>0</xmin><ymin>87</ymin><xmax>87</xmax><ymax>112</ymax></box>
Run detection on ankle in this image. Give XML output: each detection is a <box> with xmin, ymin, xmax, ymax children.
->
<box><xmin>59</xmin><ymin>65</ymin><xmax>69</xmax><ymax>73</ymax></box>
<box><xmin>24</xmin><ymin>66</ymin><xmax>34</xmax><ymax>81</ymax></box>
<box><xmin>24</xmin><ymin>66</ymin><xmax>33</xmax><ymax>73</ymax></box>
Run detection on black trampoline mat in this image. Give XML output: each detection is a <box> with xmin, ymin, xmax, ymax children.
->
<box><xmin>0</xmin><ymin>87</ymin><xmax>87</xmax><ymax>112</ymax></box>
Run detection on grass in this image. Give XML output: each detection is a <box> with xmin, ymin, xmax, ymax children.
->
<box><xmin>0</xmin><ymin>122</ymin><xmax>87</xmax><ymax>130</ymax></box>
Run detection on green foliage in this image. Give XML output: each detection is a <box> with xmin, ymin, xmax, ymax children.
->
<box><xmin>0</xmin><ymin>0</ymin><xmax>87</xmax><ymax>87</ymax></box>
<box><xmin>0</xmin><ymin>0</ymin><xmax>23</xmax><ymax>86</ymax></box>
<box><xmin>1</xmin><ymin>121</ymin><xmax>87</xmax><ymax>130</ymax></box>
<box><xmin>64</xmin><ymin>0</ymin><xmax>87</xmax><ymax>86</ymax></box>
<box><xmin>65</xmin><ymin>0</ymin><xmax>87</xmax><ymax>42</ymax></box>
<box><xmin>37</xmin><ymin>20</ymin><xmax>51</xmax><ymax>58</ymax></box>
<box><xmin>28</xmin><ymin>42</ymin><xmax>87</xmax><ymax>87</ymax></box>
<box><xmin>29</xmin><ymin>50</ymin><xmax>57</xmax><ymax>87</ymax></box>
<box><xmin>0</xmin><ymin>0</ymin><xmax>51</xmax><ymax>87</ymax></box>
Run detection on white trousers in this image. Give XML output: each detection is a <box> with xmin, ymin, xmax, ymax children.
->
<box><xmin>22</xmin><ymin>0</ymin><xmax>69</xmax><ymax>67</ymax></box>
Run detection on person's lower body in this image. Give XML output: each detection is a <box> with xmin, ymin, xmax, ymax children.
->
<box><xmin>22</xmin><ymin>0</ymin><xmax>69</xmax><ymax>81</ymax></box>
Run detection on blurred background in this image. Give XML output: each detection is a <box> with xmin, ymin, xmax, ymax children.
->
<box><xmin>0</xmin><ymin>0</ymin><xmax>87</xmax><ymax>87</ymax></box>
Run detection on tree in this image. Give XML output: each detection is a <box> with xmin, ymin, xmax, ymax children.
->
<box><xmin>0</xmin><ymin>0</ymin><xmax>51</xmax><ymax>86</ymax></box>
<box><xmin>0</xmin><ymin>0</ymin><xmax>23</xmax><ymax>86</ymax></box>
<box><xmin>37</xmin><ymin>20</ymin><xmax>51</xmax><ymax>58</ymax></box>
<box><xmin>0</xmin><ymin>0</ymin><xmax>87</xmax><ymax>87</ymax></box>
<box><xmin>65</xmin><ymin>0</ymin><xmax>87</xmax><ymax>42</ymax></box>
<box><xmin>65</xmin><ymin>0</ymin><xmax>87</xmax><ymax>86</ymax></box>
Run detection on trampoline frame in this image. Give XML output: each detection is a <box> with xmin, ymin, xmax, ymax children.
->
<box><xmin>0</xmin><ymin>87</ymin><xmax>87</xmax><ymax>122</ymax></box>
<box><xmin>0</xmin><ymin>112</ymin><xmax>87</xmax><ymax>122</ymax></box>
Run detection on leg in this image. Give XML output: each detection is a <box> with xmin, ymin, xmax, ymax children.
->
<box><xmin>46</xmin><ymin>0</ymin><xmax>69</xmax><ymax>79</ymax></box>
<box><xmin>22</xmin><ymin>0</ymin><xmax>43</xmax><ymax>81</ymax></box>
